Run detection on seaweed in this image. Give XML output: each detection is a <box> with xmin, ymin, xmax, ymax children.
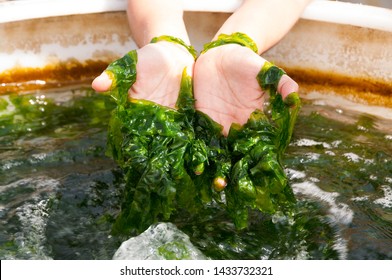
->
<box><xmin>103</xmin><ymin>51</ymin><xmax>300</xmax><ymax>235</ymax></box>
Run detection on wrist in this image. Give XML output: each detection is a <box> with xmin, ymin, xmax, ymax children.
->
<box><xmin>151</xmin><ymin>35</ymin><xmax>198</xmax><ymax>60</ymax></box>
<box><xmin>202</xmin><ymin>32</ymin><xmax>258</xmax><ymax>54</ymax></box>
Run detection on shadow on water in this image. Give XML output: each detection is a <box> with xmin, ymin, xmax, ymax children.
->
<box><xmin>0</xmin><ymin>90</ymin><xmax>391</xmax><ymax>259</ymax></box>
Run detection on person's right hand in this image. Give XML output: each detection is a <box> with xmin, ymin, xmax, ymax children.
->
<box><xmin>92</xmin><ymin>41</ymin><xmax>195</xmax><ymax>109</ymax></box>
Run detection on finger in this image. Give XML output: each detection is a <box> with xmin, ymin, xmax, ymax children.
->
<box><xmin>277</xmin><ymin>74</ymin><xmax>298</xmax><ymax>100</ymax></box>
<box><xmin>91</xmin><ymin>71</ymin><xmax>112</xmax><ymax>92</ymax></box>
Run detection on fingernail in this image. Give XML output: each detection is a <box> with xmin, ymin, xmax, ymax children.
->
<box><xmin>278</xmin><ymin>75</ymin><xmax>298</xmax><ymax>100</ymax></box>
<box><xmin>92</xmin><ymin>72</ymin><xmax>112</xmax><ymax>92</ymax></box>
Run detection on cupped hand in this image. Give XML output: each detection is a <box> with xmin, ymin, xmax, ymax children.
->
<box><xmin>193</xmin><ymin>44</ymin><xmax>298</xmax><ymax>135</ymax></box>
<box><xmin>92</xmin><ymin>41</ymin><xmax>195</xmax><ymax>108</ymax></box>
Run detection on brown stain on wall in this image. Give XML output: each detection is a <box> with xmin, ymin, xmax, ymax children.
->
<box><xmin>286</xmin><ymin>68</ymin><xmax>392</xmax><ymax>108</ymax></box>
<box><xmin>1</xmin><ymin>61</ymin><xmax>391</xmax><ymax>108</ymax></box>
<box><xmin>0</xmin><ymin>60</ymin><xmax>109</xmax><ymax>93</ymax></box>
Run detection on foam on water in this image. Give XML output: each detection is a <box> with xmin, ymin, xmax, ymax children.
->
<box><xmin>292</xmin><ymin>181</ymin><xmax>354</xmax><ymax>225</ymax></box>
<box><xmin>351</xmin><ymin>196</ymin><xmax>370</xmax><ymax>202</ymax></box>
<box><xmin>325</xmin><ymin>150</ymin><xmax>336</xmax><ymax>156</ymax></box>
<box><xmin>14</xmin><ymin>199</ymin><xmax>52</xmax><ymax>259</ymax></box>
<box><xmin>0</xmin><ymin>176</ymin><xmax>59</xmax><ymax>196</ymax></box>
<box><xmin>343</xmin><ymin>152</ymin><xmax>362</xmax><ymax>163</ymax></box>
<box><xmin>331</xmin><ymin>140</ymin><xmax>342</xmax><ymax>147</ymax></box>
<box><xmin>303</xmin><ymin>152</ymin><xmax>321</xmax><ymax>162</ymax></box>
<box><xmin>332</xmin><ymin>237</ymin><xmax>349</xmax><ymax>260</ymax></box>
<box><xmin>284</xmin><ymin>165</ymin><xmax>358</xmax><ymax>259</ymax></box>
<box><xmin>292</xmin><ymin>138</ymin><xmax>332</xmax><ymax>149</ymax></box>
<box><xmin>374</xmin><ymin>185</ymin><xmax>392</xmax><ymax>208</ymax></box>
<box><xmin>285</xmin><ymin>168</ymin><xmax>306</xmax><ymax>180</ymax></box>
<box><xmin>291</xmin><ymin>172</ymin><xmax>355</xmax><ymax>260</ymax></box>
<box><xmin>0</xmin><ymin>176</ymin><xmax>60</xmax><ymax>259</ymax></box>
<box><xmin>113</xmin><ymin>223</ymin><xmax>207</xmax><ymax>260</ymax></box>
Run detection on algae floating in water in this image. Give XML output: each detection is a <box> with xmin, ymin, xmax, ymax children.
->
<box><xmin>103</xmin><ymin>50</ymin><xmax>301</xmax><ymax>235</ymax></box>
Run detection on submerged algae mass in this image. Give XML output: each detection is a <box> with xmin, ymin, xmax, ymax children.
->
<box><xmin>104</xmin><ymin>50</ymin><xmax>300</xmax><ymax>235</ymax></box>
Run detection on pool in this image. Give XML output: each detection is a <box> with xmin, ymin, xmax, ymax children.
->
<box><xmin>1</xmin><ymin>88</ymin><xmax>391</xmax><ymax>260</ymax></box>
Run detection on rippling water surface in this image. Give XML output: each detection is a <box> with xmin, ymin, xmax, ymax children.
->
<box><xmin>0</xmin><ymin>89</ymin><xmax>391</xmax><ymax>259</ymax></box>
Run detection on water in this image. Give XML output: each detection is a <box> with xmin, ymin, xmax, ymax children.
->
<box><xmin>0</xmin><ymin>89</ymin><xmax>391</xmax><ymax>260</ymax></box>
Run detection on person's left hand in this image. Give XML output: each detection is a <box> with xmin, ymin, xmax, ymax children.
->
<box><xmin>193</xmin><ymin>44</ymin><xmax>298</xmax><ymax>135</ymax></box>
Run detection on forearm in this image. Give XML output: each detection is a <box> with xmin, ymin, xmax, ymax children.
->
<box><xmin>127</xmin><ymin>0</ymin><xmax>190</xmax><ymax>47</ymax></box>
<box><xmin>216</xmin><ymin>0</ymin><xmax>312</xmax><ymax>54</ymax></box>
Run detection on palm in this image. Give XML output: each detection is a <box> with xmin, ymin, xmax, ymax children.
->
<box><xmin>93</xmin><ymin>42</ymin><xmax>194</xmax><ymax>108</ymax></box>
<box><xmin>130</xmin><ymin>42</ymin><xmax>194</xmax><ymax>108</ymax></box>
<box><xmin>194</xmin><ymin>44</ymin><xmax>268</xmax><ymax>135</ymax></box>
<box><xmin>194</xmin><ymin>44</ymin><xmax>298</xmax><ymax>135</ymax></box>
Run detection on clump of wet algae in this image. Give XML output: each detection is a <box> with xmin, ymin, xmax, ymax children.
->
<box><xmin>101</xmin><ymin>50</ymin><xmax>339</xmax><ymax>259</ymax></box>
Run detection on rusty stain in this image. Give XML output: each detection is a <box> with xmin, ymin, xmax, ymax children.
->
<box><xmin>286</xmin><ymin>67</ymin><xmax>392</xmax><ymax>108</ymax></box>
<box><xmin>0</xmin><ymin>60</ymin><xmax>109</xmax><ymax>93</ymax></box>
<box><xmin>0</xmin><ymin>61</ymin><xmax>391</xmax><ymax>108</ymax></box>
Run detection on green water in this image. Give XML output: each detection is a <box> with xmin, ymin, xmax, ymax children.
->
<box><xmin>0</xmin><ymin>89</ymin><xmax>391</xmax><ymax>259</ymax></box>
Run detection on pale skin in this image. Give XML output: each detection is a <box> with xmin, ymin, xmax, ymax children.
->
<box><xmin>92</xmin><ymin>0</ymin><xmax>312</xmax><ymax>135</ymax></box>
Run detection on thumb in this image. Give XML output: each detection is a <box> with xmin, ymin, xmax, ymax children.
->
<box><xmin>92</xmin><ymin>71</ymin><xmax>113</xmax><ymax>92</ymax></box>
<box><xmin>277</xmin><ymin>74</ymin><xmax>299</xmax><ymax>100</ymax></box>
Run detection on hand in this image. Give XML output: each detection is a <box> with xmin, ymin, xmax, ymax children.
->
<box><xmin>193</xmin><ymin>44</ymin><xmax>298</xmax><ymax>135</ymax></box>
<box><xmin>92</xmin><ymin>41</ymin><xmax>195</xmax><ymax>108</ymax></box>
